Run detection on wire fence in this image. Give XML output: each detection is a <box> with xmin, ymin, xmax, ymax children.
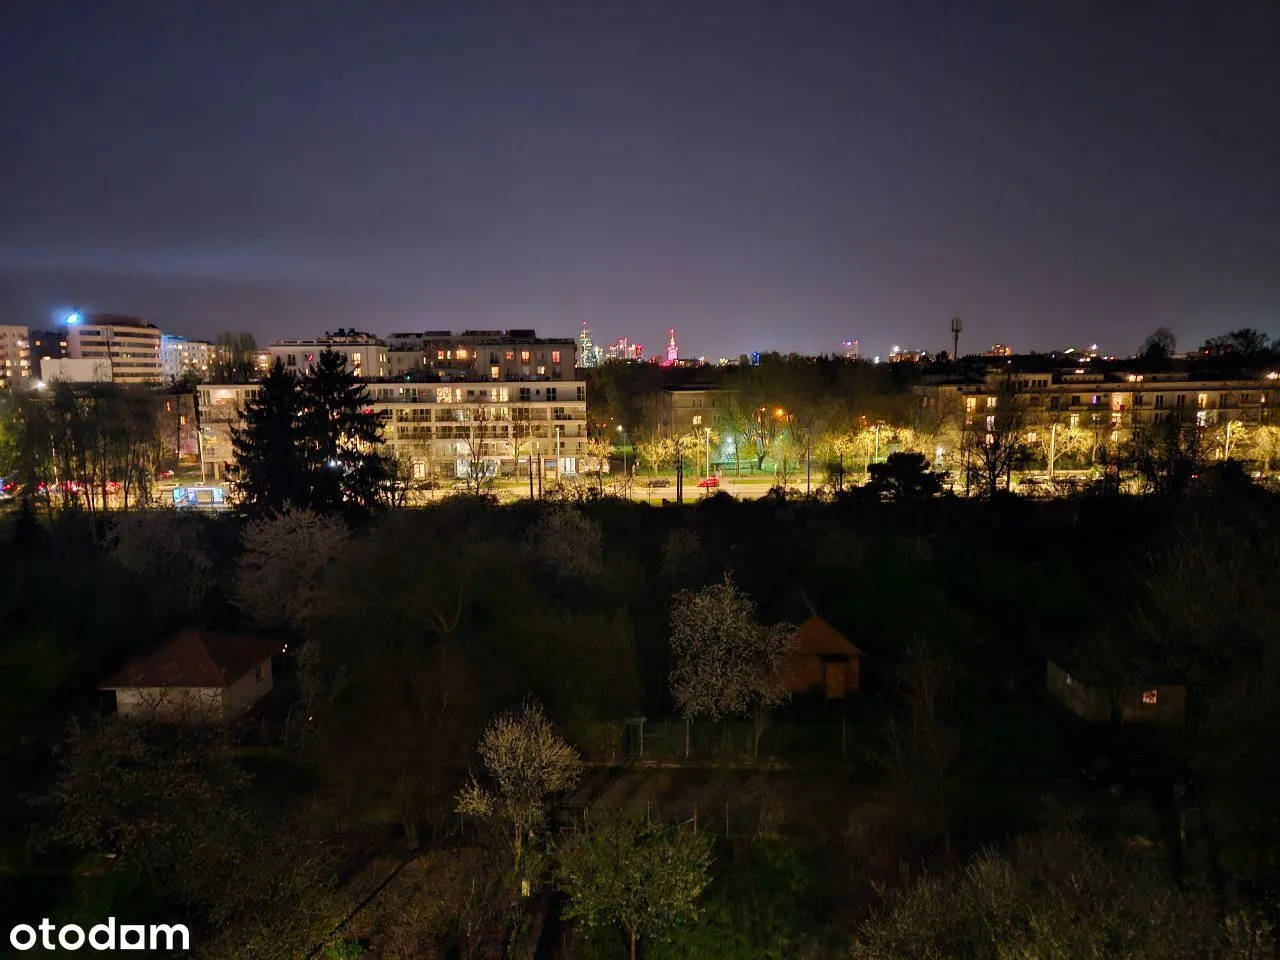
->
<box><xmin>560</xmin><ymin>717</ymin><xmax>870</xmax><ymax>764</ymax></box>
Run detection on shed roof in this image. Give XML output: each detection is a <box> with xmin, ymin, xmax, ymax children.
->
<box><xmin>101</xmin><ymin>629</ymin><xmax>282</xmax><ymax>690</ymax></box>
<box><xmin>791</xmin><ymin>615</ymin><xmax>863</xmax><ymax>657</ymax></box>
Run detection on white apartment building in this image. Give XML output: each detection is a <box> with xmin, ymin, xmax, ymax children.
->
<box><xmin>197</xmin><ymin>379</ymin><xmax>588</xmax><ymax>481</ymax></box>
<box><xmin>0</xmin><ymin>325</ymin><xmax>32</xmax><ymax>388</ymax></box>
<box><xmin>269</xmin><ymin>330</ymin><xmax>388</xmax><ymax>378</ymax></box>
<box><xmin>64</xmin><ymin>315</ymin><xmax>163</xmax><ymax>384</ymax></box>
<box><xmin>161</xmin><ymin>335</ymin><xmax>214</xmax><ymax>382</ymax></box>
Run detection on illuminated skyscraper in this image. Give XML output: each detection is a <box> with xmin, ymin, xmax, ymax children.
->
<box><xmin>578</xmin><ymin>321</ymin><xmax>602</xmax><ymax>368</ymax></box>
<box><xmin>842</xmin><ymin>339</ymin><xmax>859</xmax><ymax>360</ymax></box>
<box><xmin>665</xmin><ymin>327</ymin><xmax>679</xmax><ymax>364</ymax></box>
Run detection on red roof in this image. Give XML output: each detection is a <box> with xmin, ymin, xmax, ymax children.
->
<box><xmin>100</xmin><ymin>629</ymin><xmax>282</xmax><ymax>690</ymax></box>
<box><xmin>791</xmin><ymin>615</ymin><xmax>863</xmax><ymax>657</ymax></box>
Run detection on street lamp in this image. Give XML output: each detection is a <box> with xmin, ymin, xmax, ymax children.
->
<box><xmin>616</xmin><ymin>424</ymin><xmax>628</xmax><ymax>483</ymax></box>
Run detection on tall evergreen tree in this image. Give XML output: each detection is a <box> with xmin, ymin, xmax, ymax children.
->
<box><xmin>232</xmin><ymin>359</ymin><xmax>306</xmax><ymax>514</ymax></box>
<box><xmin>297</xmin><ymin>350</ymin><xmax>389</xmax><ymax>513</ymax></box>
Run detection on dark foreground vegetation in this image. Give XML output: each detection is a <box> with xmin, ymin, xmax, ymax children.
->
<box><xmin>2</xmin><ymin>476</ymin><xmax>1279</xmax><ymax>957</ymax></box>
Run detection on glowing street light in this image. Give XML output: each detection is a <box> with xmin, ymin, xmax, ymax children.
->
<box><xmin>64</xmin><ymin>312</ymin><xmax>82</xmax><ymax>325</ymax></box>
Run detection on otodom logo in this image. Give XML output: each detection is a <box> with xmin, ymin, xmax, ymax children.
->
<box><xmin>10</xmin><ymin>918</ymin><xmax>190</xmax><ymax>952</ymax></box>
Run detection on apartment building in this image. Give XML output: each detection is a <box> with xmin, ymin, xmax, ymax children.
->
<box><xmin>0</xmin><ymin>325</ymin><xmax>32</xmax><ymax>388</ymax></box>
<box><xmin>161</xmin><ymin>335</ymin><xmax>214</xmax><ymax>383</ymax></box>
<box><xmin>196</xmin><ymin>378</ymin><xmax>588</xmax><ymax>481</ymax></box>
<box><xmin>64</xmin><ymin>315</ymin><xmax>164</xmax><ymax>384</ymax></box>
<box><xmin>660</xmin><ymin>384</ymin><xmax>740</xmax><ymax>433</ymax></box>
<box><xmin>384</xmin><ymin>329</ymin><xmax>576</xmax><ymax>382</ymax></box>
<box><xmin>917</xmin><ymin>366</ymin><xmax>1280</xmax><ymax>456</ymax></box>
<box><xmin>269</xmin><ymin>330</ymin><xmax>389</xmax><ymax>378</ymax></box>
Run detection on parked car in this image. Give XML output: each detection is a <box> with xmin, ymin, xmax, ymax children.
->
<box><xmin>697</xmin><ymin>476</ymin><xmax>720</xmax><ymax>488</ymax></box>
<box><xmin>645</xmin><ymin>478</ymin><xmax>672</xmax><ymax>489</ymax></box>
<box><xmin>157</xmin><ymin>469</ymin><xmax>176</xmax><ymax>480</ymax></box>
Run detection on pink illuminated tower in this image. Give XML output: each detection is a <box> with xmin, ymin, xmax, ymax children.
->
<box><xmin>665</xmin><ymin>327</ymin><xmax>679</xmax><ymax>363</ymax></box>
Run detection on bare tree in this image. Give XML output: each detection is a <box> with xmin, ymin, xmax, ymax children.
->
<box><xmin>456</xmin><ymin>700</ymin><xmax>583</xmax><ymax>871</ymax></box>
<box><xmin>962</xmin><ymin>376</ymin><xmax>1030</xmax><ymax>497</ymax></box>
<box><xmin>457</xmin><ymin>405</ymin><xmax>498</xmax><ymax>496</ymax></box>
<box><xmin>668</xmin><ymin>575</ymin><xmax>794</xmax><ymax>758</ymax></box>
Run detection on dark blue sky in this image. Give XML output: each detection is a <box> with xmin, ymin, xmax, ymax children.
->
<box><xmin>2</xmin><ymin>2</ymin><xmax>1277</xmax><ymax>359</ymax></box>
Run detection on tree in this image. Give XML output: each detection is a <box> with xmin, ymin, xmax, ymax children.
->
<box><xmin>456</xmin><ymin>700</ymin><xmax>583</xmax><ymax>871</ymax></box>
<box><xmin>231</xmin><ymin>506</ymin><xmax>350</xmax><ymax>633</ymax></box>
<box><xmin>211</xmin><ymin>331</ymin><xmax>260</xmax><ymax>383</ymax></box>
<box><xmin>851</xmin><ymin>826</ymin><xmax>1267</xmax><ymax>960</ymax></box>
<box><xmin>234</xmin><ymin>352</ymin><xmax>391</xmax><ymax>514</ymax></box>
<box><xmin>1204</xmin><ymin>328</ymin><xmax>1271</xmax><ymax>359</ymax></box>
<box><xmin>582</xmin><ymin>436</ymin><xmax>614</xmax><ymax>498</ymax></box>
<box><xmin>744</xmin><ymin>404</ymin><xmax>785</xmax><ymax>470</ymax></box>
<box><xmin>635</xmin><ymin>433</ymin><xmax>674</xmax><ymax>481</ymax></box>
<box><xmin>1140</xmin><ymin>326</ymin><xmax>1177</xmax><ymax>359</ymax></box>
<box><xmin>524</xmin><ymin>505</ymin><xmax>603</xmax><ymax>582</ymax></box>
<box><xmin>297</xmin><ymin>349</ymin><xmax>390</xmax><ymax>512</ymax></box>
<box><xmin>106</xmin><ymin>511</ymin><xmax>214</xmax><ymax>624</ymax></box>
<box><xmin>865</xmin><ymin>452</ymin><xmax>947</xmax><ymax>501</ymax></box>
<box><xmin>962</xmin><ymin>376</ymin><xmax>1030</xmax><ymax>498</ymax></box>
<box><xmin>668</xmin><ymin>576</ymin><xmax>794</xmax><ymax>758</ymax></box>
<box><xmin>557</xmin><ymin>818</ymin><xmax>713</xmax><ymax>960</ymax></box>
<box><xmin>41</xmin><ymin>719</ymin><xmax>340</xmax><ymax>959</ymax></box>
<box><xmin>232</xmin><ymin>359</ymin><xmax>306</xmax><ymax>514</ymax></box>
<box><xmin>1131</xmin><ymin>413</ymin><xmax>1205</xmax><ymax>497</ymax></box>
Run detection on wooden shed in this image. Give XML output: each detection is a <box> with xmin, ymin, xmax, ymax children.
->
<box><xmin>785</xmin><ymin>615</ymin><xmax>862</xmax><ymax>699</ymax></box>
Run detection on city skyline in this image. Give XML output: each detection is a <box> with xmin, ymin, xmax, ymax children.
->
<box><xmin>3</xmin><ymin>3</ymin><xmax>1278</xmax><ymax>360</ymax></box>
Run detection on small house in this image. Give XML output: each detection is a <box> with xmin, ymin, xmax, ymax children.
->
<box><xmin>100</xmin><ymin>629</ymin><xmax>283</xmax><ymax>723</ymax></box>
<box><xmin>1046</xmin><ymin>659</ymin><xmax>1186</xmax><ymax>725</ymax></box>
<box><xmin>785</xmin><ymin>615</ymin><xmax>862</xmax><ymax>699</ymax></box>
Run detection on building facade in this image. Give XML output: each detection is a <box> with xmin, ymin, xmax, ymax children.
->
<box><xmin>64</xmin><ymin>315</ymin><xmax>163</xmax><ymax>384</ymax></box>
<box><xmin>660</xmin><ymin>385</ymin><xmax>740</xmax><ymax>434</ymax></box>
<box><xmin>0</xmin><ymin>325</ymin><xmax>31</xmax><ymax>388</ymax></box>
<box><xmin>916</xmin><ymin>366</ymin><xmax>1280</xmax><ymax>466</ymax></box>
<box><xmin>161</xmin><ymin>335</ymin><xmax>214</xmax><ymax>383</ymax></box>
<box><xmin>381</xmin><ymin>329</ymin><xmax>576</xmax><ymax>382</ymax></box>
<box><xmin>269</xmin><ymin>330</ymin><xmax>389</xmax><ymax>378</ymax></box>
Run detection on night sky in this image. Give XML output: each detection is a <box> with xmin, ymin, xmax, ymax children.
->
<box><xmin>2</xmin><ymin>2</ymin><xmax>1277</xmax><ymax>360</ymax></box>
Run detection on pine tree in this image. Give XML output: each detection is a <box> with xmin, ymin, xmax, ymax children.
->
<box><xmin>232</xmin><ymin>359</ymin><xmax>306</xmax><ymax>514</ymax></box>
<box><xmin>296</xmin><ymin>350</ymin><xmax>389</xmax><ymax>513</ymax></box>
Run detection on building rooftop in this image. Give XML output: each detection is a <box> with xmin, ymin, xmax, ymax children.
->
<box><xmin>100</xmin><ymin>629</ymin><xmax>283</xmax><ymax>690</ymax></box>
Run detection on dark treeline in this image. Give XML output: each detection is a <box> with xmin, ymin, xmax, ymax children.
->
<box><xmin>3</xmin><ymin>472</ymin><xmax>1280</xmax><ymax>956</ymax></box>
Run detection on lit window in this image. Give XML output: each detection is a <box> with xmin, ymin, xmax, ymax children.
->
<box><xmin>520</xmin><ymin>350</ymin><xmax>531</xmax><ymax>364</ymax></box>
<box><xmin>986</xmin><ymin>415</ymin><xmax>995</xmax><ymax>431</ymax></box>
<box><xmin>498</xmin><ymin>387</ymin><xmax>509</xmax><ymax>402</ymax></box>
<box><xmin>551</xmin><ymin>350</ymin><xmax>561</xmax><ymax>364</ymax></box>
<box><xmin>490</xmin><ymin>365</ymin><xmax>500</xmax><ymax>379</ymax></box>
<box><xmin>1142</xmin><ymin>689</ymin><xmax>1158</xmax><ymax>705</ymax></box>
<box><xmin>537</xmin><ymin>365</ymin><xmax>546</xmax><ymax>375</ymax></box>
<box><xmin>435</xmin><ymin>387</ymin><xmax>452</xmax><ymax>403</ymax></box>
<box><xmin>693</xmin><ymin>415</ymin><xmax>703</xmax><ymax>426</ymax></box>
<box><xmin>1026</xmin><ymin>431</ymin><xmax>1037</xmax><ymax>443</ymax></box>
<box><xmin>1197</xmin><ymin>393</ymin><xmax>1208</xmax><ymax>409</ymax></box>
<box><xmin>412</xmin><ymin>461</ymin><xmax>427</xmax><ymax>480</ymax></box>
<box><xmin>457</xmin><ymin>348</ymin><xmax>468</xmax><ymax>360</ymax></box>
<box><xmin>1069</xmin><ymin>413</ymin><xmax>1080</xmax><ymax>429</ymax></box>
<box><xmin>965</xmin><ymin>397</ymin><xmax>977</xmax><ymax>412</ymax></box>
<box><xmin>986</xmin><ymin>396</ymin><xmax>996</xmax><ymax>409</ymax></box>
<box><xmin>506</xmin><ymin>350</ymin><xmax>515</xmax><ymax>360</ymax></box>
